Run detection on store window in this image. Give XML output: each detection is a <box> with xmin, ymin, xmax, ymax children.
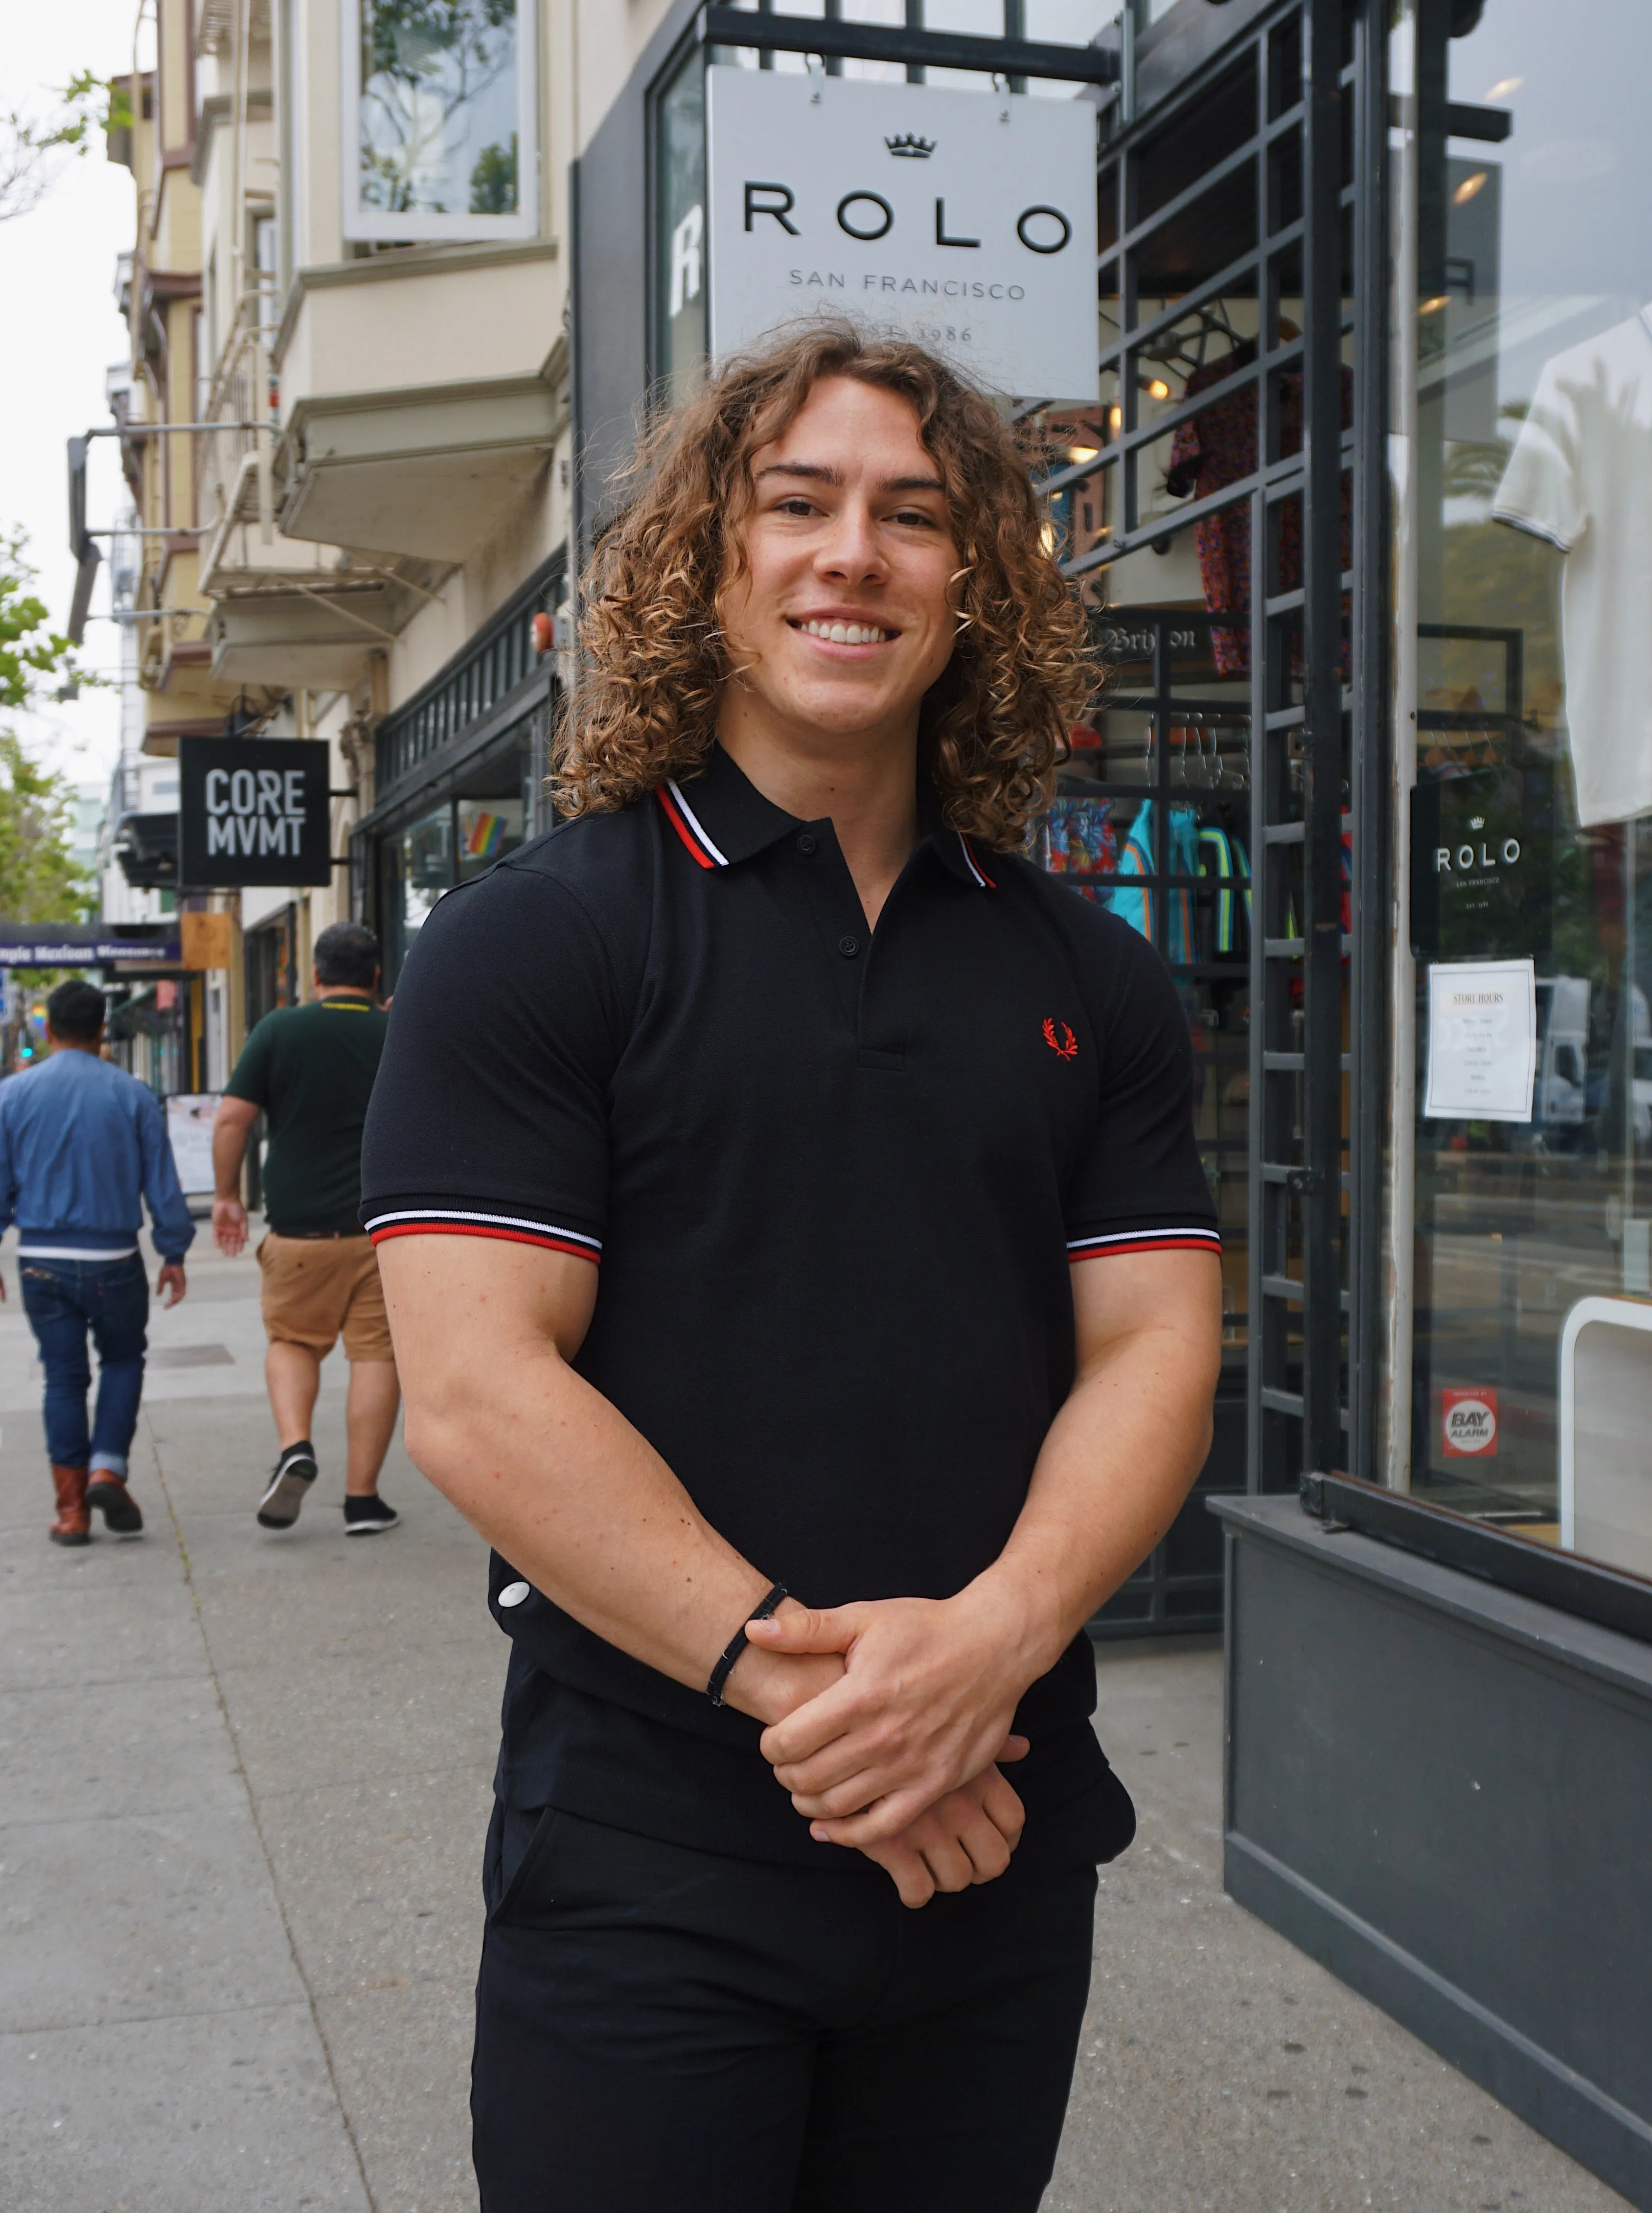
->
<box><xmin>457</xmin><ymin>796</ymin><xmax>524</xmax><ymax>882</ymax></box>
<box><xmin>1393</xmin><ymin>0</ymin><xmax>1652</xmax><ymax>1572</ymax></box>
<box><xmin>655</xmin><ymin>41</ymin><xmax>707</xmax><ymax>408</ymax></box>
<box><xmin>343</xmin><ymin>0</ymin><xmax>538</xmax><ymax>243</ymax></box>
<box><xmin>376</xmin><ymin>786</ymin><xmax>528</xmax><ymax>984</ymax></box>
<box><xmin>380</xmin><ymin>804</ymin><xmax>454</xmax><ymax>982</ymax></box>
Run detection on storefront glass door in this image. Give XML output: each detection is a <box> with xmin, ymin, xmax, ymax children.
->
<box><xmin>1389</xmin><ymin>0</ymin><xmax>1652</xmax><ymax>1570</ymax></box>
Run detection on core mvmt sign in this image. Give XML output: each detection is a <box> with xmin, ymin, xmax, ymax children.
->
<box><xmin>206</xmin><ymin>766</ymin><xmax>309</xmax><ymax>857</ymax></box>
<box><xmin>178</xmin><ymin>737</ymin><xmax>333</xmax><ymax>887</ymax></box>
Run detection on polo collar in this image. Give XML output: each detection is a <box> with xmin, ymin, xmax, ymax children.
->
<box><xmin>659</xmin><ymin>744</ymin><xmax>798</xmax><ymax>868</ymax></box>
<box><xmin>659</xmin><ymin>745</ymin><xmax>995</xmax><ymax>889</ymax></box>
<box><xmin>918</xmin><ymin>777</ymin><xmax>997</xmax><ymax>890</ymax></box>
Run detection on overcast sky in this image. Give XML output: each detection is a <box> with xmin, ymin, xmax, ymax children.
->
<box><xmin>1</xmin><ymin>0</ymin><xmax>148</xmax><ymax>794</ymax></box>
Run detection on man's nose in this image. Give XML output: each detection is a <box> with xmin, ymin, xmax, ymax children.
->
<box><xmin>815</xmin><ymin>500</ymin><xmax>885</xmax><ymax>579</ymax></box>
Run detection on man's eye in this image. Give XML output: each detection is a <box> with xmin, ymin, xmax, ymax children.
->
<box><xmin>777</xmin><ymin>498</ymin><xmax>818</xmax><ymax>518</ymax></box>
<box><xmin>890</xmin><ymin>508</ymin><xmax>938</xmax><ymax>529</ymax></box>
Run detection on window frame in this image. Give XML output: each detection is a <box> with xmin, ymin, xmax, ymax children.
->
<box><xmin>340</xmin><ymin>0</ymin><xmax>540</xmax><ymax>245</ymax></box>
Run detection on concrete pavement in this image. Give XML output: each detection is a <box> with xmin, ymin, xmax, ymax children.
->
<box><xmin>0</xmin><ymin>1227</ymin><xmax>1631</xmax><ymax>2212</ymax></box>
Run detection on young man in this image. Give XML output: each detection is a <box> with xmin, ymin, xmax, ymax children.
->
<box><xmin>363</xmin><ymin>327</ymin><xmax>1222</xmax><ymax>2213</ymax></box>
<box><xmin>0</xmin><ymin>978</ymin><xmax>192</xmax><ymax>1544</ymax></box>
<box><xmin>212</xmin><ymin>922</ymin><xmax>400</xmax><ymax>1535</ymax></box>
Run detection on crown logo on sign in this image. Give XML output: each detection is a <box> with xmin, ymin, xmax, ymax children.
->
<box><xmin>1469</xmin><ymin>816</ymin><xmax>1485</xmax><ymax>830</ymax></box>
<box><xmin>886</xmin><ymin>134</ymin><xmax>936</xmax><ymax>158</ymax></box>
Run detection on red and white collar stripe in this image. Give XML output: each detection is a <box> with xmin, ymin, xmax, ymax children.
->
<box><xmin>958</xmin><ymin>835</ymin><xmax>995</xmax><ymax>890</ymax></box>
<box><xmin>661</xmin><ymin>781</ymin><xmax>995</xmax><ymax>891</ymax></box>
<box><xmin>659</xmin><ymin>781</ymin><xmax>729</xmax><ymax>869</ymax></box>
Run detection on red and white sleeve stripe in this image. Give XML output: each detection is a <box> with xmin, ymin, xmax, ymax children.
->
<box><xmin>365</xmin><ymin>1208</ymin><xmax>602</xmax><ymax>1263</ymax></box>
<box><xmin>1067</xmin><ymin>1225</ymin><xmax>1222</xmax><ymax>1262</ymax></box>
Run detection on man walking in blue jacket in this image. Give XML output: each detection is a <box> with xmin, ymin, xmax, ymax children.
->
<box><xmin>0</xmin><ymin>979</ymin><xmax>195</xmax><ymax>1545</ymax></box>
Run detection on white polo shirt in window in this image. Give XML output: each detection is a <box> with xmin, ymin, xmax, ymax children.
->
<box><xmin>1493</xmin><ymin>306</ymin><xmax>1652</xmax><ymax>828</ymax></box>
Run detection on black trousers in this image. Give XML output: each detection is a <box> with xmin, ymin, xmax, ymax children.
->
<box><xmin>473</xmin><ymin>1801</ymin><xmax>1098</xmax><ymax>2213</ymax></box>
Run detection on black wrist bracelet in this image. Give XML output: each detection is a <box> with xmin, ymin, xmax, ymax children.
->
<box><xmin>707</xmin><ymin>1582</ymin><xmax>789</xmax><ymax>1707</ymax></box>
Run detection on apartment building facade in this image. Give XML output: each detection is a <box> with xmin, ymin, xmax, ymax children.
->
<box><xmin>100</xmin><ymin>0</ymin><xmax>682</xmax><ymax>1034</ymax></box>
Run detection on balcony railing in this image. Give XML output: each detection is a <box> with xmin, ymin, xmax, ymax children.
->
<box><xmin>374</xmin><ymin>557</ymin><xmax>562</xmax><ymax>797</ymax></box>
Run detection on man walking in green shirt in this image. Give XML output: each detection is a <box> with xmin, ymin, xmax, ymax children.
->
<box><xmin>211</xmin><ymin>922</ymin><xmax>401</xmax><ymax>1535</ymax></box>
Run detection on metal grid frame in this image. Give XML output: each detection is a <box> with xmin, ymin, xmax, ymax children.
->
<box><xmin>657</xmin><ymin>0</ymin><xmax>1389</xmax><ymax>1501</ymax></box>
<box><xmin>1035</xmin><ymin>0</ymin><xmax>1382</xmax><ymax>1495</ymax></box>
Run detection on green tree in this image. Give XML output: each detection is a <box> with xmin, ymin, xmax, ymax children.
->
<box><xmin>0</xmin><ymin>72</ymin><xmax>132</xmax><ymax>224</ymax></box>
<box><xmin>469</xmin><ymin>135</ymin><xmax>517</xmax><ymax>215</ymax></box>
<box><xmin>0</xmin><ymin>732</ymin><xmax>90</xmax><ymax>927</ymax></box>
<box><xmin>0</xmin><ymin>530</ymin><xmax>94</xmax><ymax>925</ymax></box>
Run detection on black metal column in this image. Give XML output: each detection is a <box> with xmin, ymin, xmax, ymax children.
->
<box><xmin>1298</xmin><ymin>0</ymin><xmax>1349</xmax><ymax>1483</ymax></box>
<box><xmin>1347</xmin><ymin>0</ymin><xmax>1390</xmax><ymax>1483</ymax></box>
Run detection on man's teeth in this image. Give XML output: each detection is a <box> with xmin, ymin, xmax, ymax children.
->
<box><xmin>800</xmin><ymin>620</ymin><xmax>890</xmax><ymax>645</ymax></box>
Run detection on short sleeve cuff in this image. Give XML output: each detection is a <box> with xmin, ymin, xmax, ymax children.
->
<box><xmin>1067</xmin><ymin>1222</ymin><xmax>1221</xmax><ymax>1262</ymax></box>
<box><xmin>1490</xmin><ymin>501</ymin><xmax>1576</xmax><ymax>555</ymax></box>
<box><xmin>362</xmin><ymin>1197</ymin><xmax>603</xmax><ymax>1263</ymax></box>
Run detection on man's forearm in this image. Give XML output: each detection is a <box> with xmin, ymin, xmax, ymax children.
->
<box><xmin>756</xmin><ymin>1252</ymin><xmax>1222</xmax><ymax>1843</ymax></box>
<box><xmin>211</xmin><ymin>1114</ymin><xmax>251</xmax><ymax>1199</ymax></box>
<box><xmin>393</xmin><ymin>1295</ymin><xmax>838</xmax><ymax>1726</ymax></box>
<box><xmin>761</xmin><ymin>1330</ymin><xmax>1214</xmax><ymax>1838</ymax></box>
<box><xmin>971</xmin><ymin>1316</ymin><xmax>1218</xmax><ymax>1679</ymax></box>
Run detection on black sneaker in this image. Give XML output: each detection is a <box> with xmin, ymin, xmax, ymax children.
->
<box><xmin>257</xmin><ymin>1442</ymin><xmax>317</xmax><ymax>1529</ymax></box>
<box><xmin>86</xmin><ymin>1473</ymin><xmax>144</xmax><ymax>1536</ymax></box>
<box><xmin>344</xmin><ymin>1494</ymin><xmax>400</xmax><ymax>1536</ymax></box>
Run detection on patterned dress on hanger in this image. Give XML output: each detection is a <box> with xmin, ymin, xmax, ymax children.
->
<box><xmin>1165</xmin><ymin>353</ymin><xmax>1353</xmax><ymax>679</ymax></box>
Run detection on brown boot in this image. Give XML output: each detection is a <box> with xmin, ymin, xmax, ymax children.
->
<box><xmin>49</xmin><ymin>1465</ymin><xmax>91</xmax><ymax>1546</ymax></box>
<box><xmin>86</xmin><ymin>1472</ymin><xmax>143</xmax><ymax>1537</ymax></box>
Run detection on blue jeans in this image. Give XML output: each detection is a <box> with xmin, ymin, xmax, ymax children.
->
<box><xmin>20</xmin><ymin>1254</ymin><xmax>149</xmax><ymax>1475</ymax></box>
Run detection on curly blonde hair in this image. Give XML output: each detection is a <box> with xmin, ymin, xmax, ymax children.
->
<box><xmin>551</xmin><ymin>322</ymin><xmax>1093</xmax><ymax>849</ymax></box>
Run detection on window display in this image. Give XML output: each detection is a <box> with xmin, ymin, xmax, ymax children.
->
<box><xmin>1393</xmin><ymin>0</ymin><xmax>1652</xmax><ymax>1567</ymax></box>
<box><xmin>458</xmin><ymin>797</ymin><xmax>525</xmax><ymax>882</ymax></box>
<box><xmin>1162</xmin><ymin>331</ymin><xmax>1351</xmax><ymax>681</ymax></box>
<box><xmin>1492</xmin><ymin>308</ymin><xmax>1652</xmax><ymax>828</ymax></box>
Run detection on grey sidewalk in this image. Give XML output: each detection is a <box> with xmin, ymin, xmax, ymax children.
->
<box><xmin>0</xmin><ymin>1235</ymin><xmax>1630</xmax><ymax>2212</ymax></box>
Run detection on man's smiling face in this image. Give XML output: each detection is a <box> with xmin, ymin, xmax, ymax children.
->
<box><xmin>719</xmin><ymin>374</ymin><xmax>963</xmax><ymax>748</ymax></box>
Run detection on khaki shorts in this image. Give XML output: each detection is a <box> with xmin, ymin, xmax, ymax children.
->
<box><xmin>257</xmin><ymin>1233</ymin><xmax>395</xmax><ymax>1362</ymax></box>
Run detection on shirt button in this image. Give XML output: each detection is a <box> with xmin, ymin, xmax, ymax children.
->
<box><xmin>797</xmin><ymin>832</ymin><xmax>818</xmax><ymax>856</ymax></box>
<box><xmin>497</xmin><ymin>1581</ymin><xmax>531</xmax><ymax>1608</ymax></box>
<box><xmin>838</xmin><ymin>936</ymin><xmax>859</xmax><ymax>959</ymax></box>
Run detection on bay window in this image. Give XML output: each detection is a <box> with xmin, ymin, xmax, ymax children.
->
<box><xmin>342</xmin><ymin>0</ymin><xmax>538</xmax><ymax>243</ymax></box>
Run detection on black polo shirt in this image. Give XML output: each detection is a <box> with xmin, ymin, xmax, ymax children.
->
<box><xmin>360</xmin><ymin>745</ymin><xmax>1218</xmax><ymax>1866</ymax></box>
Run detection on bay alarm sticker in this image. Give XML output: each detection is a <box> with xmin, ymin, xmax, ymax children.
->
<box><xmin>1441</xmin><ymin>1387</ymin><xmax>1498</xmax><ymax>1457</ymax></box>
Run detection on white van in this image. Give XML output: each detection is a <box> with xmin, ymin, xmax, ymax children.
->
<box><xmin>1534</xmin><ymin>976</ymin><xmax>1589</xmax><ymax>1130</ymax></box>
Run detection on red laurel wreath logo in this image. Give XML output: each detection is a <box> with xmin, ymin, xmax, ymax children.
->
<box><xmin>1042</xmin><ymin>1018</ymin><xmax>1078</xmax><ymax>1059</ymax></box>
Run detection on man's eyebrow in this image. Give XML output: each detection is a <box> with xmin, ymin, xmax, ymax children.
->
<box><xmin>753</xmin><ymin>461</ymin><xmax>947</xmax><ymax>495</ymax></box>
<box><xmin>754</xmin><ymin>461</ymin><xmax>843</xmax><ymax>485</ymax></box>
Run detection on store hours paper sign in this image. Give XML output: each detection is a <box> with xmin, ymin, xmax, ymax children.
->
<box><xmin>705</xmin><ymin>68</ymin><xmax>1098</xmax><ymax>400</ymax></box>
<box><xmin>1424</xmin><ymin>959</ymin><xmax>1537</xmax><ymax>1122</ymax></box>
